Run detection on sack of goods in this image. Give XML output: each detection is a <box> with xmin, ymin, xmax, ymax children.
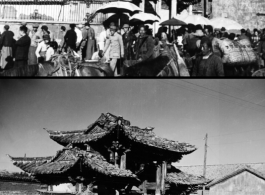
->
<box><xmin>218</xmin><ymin>39</ymin><xmax>257</xmax><ymax>66</ymax></box>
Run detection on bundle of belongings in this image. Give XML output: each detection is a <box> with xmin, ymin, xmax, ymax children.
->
<box><xmin>218</xmin><ymin>39</ymin><xmax>258</xmax><ymax>66</ymax></box>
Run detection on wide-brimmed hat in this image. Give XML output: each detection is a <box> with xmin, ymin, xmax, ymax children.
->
<box><xmin>33</xmin><ymin>23</ymin><xmax>39</xmax><ymax>28</ymax></box>
<box><xmin>193</xmin><ymin>29</ymin><xmax>204</xmax><ymax>37</ymax></box>
<box><xmin>21</xmin><ymin>22</ymin><xmax>27</xmax><ymax>26</ymax></box>
<box><xmin>77</xmin><ymin>24</ymin><xmax>83</xmax><ymax>28</ymax></box>
<box><xmin>122</xmin><ymin>24</ymin><xmax>129</xmax><ymax>28</ymax></box>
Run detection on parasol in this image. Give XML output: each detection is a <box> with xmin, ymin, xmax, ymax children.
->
<box><xmin>129</xmin><ymin>12</ymin><xmax>160</xmax><ymax>25</ymax></box>
<box><xmin>160</xmin><ymin>18</ymin><xmax>186</xmax><ymax>26</ymax></box>
<box><xmin>95</xmin><ymin>1</ymin><xmax>142</xmax><ymax>15</ymax></box>
<box><xmin>210</xmin><ymin>17</ymin><xmax>243</xmax><ymax>30</ymax></box>
<box><xmin>183</xmin><ymin>14</ymin><xmax>211</xmax><ymax>25</ymax></box>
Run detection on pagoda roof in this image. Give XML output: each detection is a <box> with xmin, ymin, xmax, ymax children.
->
<box><xmin>46</xmin><ymin>113</ymin><xmax>196</xmax><ymax>155</ymax></box>
<box><xmin>8</xmin><ymin>147</ymin><xmax>136</xmax><ymax>179</ymax></box>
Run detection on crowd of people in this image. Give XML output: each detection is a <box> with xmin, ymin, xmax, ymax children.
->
<box><xmin>0</xmin><ymin>20</ymin><xmax>265</xmax><ymax>76</ymax></box>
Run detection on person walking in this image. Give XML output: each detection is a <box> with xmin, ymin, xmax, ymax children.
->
<box><xmin>0</xmin><ymin>25</ymin><xmax>14</xmax><ymax>69</ymax></box>
<box><xmin>15</xmin><ymin>26</ymin><xmax>31</xmax><ymax>67</ymax></box>
<box><xmin>98</xmin><ymin>21</ymin><xmax>111</xmax><ymax>62</ymax></box>
<box><xmin>59</xmin><ymin>26</ymin><xmax>67</xmax><ymax>52</ymax></box>
<box><xmin>64</xmin><ymin>24</ymin><xmax>77</xmax><ymax>51</ymax></box>
<box><xmin>102</xmin><ymin>25</ymin><xmax>124</xmax><ymax>76</ymax></box>
<box><xmin>122</xmin><ymin>23</ymin><xmax>136</xmax><ymax>60</ymax></box>
<box><xmin>83</xmin><ymin>22</ymin><xmax>96</xmax><ymax>61</ymax></box>
<box><xmin>28</xmin><ymin>23</ymin><xmax>41</xmax><ymax>65</ymax></box>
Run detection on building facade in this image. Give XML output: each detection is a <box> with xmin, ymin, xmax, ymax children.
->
<box><xmin>212</xmin><ymin>0</ymin><xmax>265</xmax><ymax>30</ymax></box>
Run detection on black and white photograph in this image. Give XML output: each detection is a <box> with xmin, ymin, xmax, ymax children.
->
<box><xmin>0</xmin><ymin>0</ymin><xmax>265</xmax><ymax>77</ymax></box>
<box><xmin>1</xmin><ymin>79</ymin><xmax>265</xmax><ymax>195</ymax></box>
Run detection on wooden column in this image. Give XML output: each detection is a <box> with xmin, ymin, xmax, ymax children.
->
<box><xmin>189</xmin><ymin>5</ymin><xmax>193</xmax><ymax>15</ymax></box>
<box><xmin>120</xmin><ymin>153</ymin><xmax>126</xmax><ymax>169</ymax></box>
<box><xmin>161</xmin><ymin>161</ymin><xmax>167</xmax><ymax>195</ymax></box>
<box><xmin>140</xmin><ymin>0</ymin><xmax>145</xmax><ymax>12</ymax></box>
<box><xmin>171</xmin><ymin>0</ymin><xmax>177</xmax><ymax>18</ymax></box>
<box><xmin>114</xmin><ymin>152</ymin><xmax>119</xmax><ymax>168</ymax></box>
<box><xmin>155</xmin><ymin>163</ymin><xmax>161</xmax><ymax>195</ymax></box>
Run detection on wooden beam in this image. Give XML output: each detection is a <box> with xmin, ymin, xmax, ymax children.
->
<box><xmin>120</xmin><ymin>153</ymin><xmax>126</xmax><ymax>169</ymax></box>
<box><xmin>161</xmin><ymin>161</ymin><xmax>167</xmax><ymax>194</ymax></box>
<box><xmin>155</xmin><ymin>163</ymin><xmax>161</xmax><ymax>195</ymax></box>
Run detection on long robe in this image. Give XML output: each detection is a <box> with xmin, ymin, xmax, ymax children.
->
<box><xmin>1</xmin><ymin>46</ymin><xmax>12</xmax><ymax>69</ymax></box>
<box><xmin>84</xmin><ymin>27</ymin><xmax>96</xmax><ymax>60</ymax></box>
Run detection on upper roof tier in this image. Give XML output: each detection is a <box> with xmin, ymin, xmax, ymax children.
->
<box><xmin>46</xmin><ymin>113</ymin><xmax>196</xmax><ymax>155</ymax></box>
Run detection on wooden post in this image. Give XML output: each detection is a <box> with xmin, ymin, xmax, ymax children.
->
<box><xmin>189</xmin><ymin>5</ymin><xmax>193</xmax><ymax>15</ymax></box>
<box><xmin>155</xmin><ymin>163</ymin><xmax>161</xmax><ymax>195</ymax></box>
<box><xmin>115</xmin><ymin>152</ymin><xmax>119</xmax><ymax>168</ymax></box>
<box><xmin>120</xmin><ymin>153</ymin><xmax>126</xmax><ymax>169</ymax></box>
<box><xmin>202</xmin><ymin>133</ymin><xmax>208</xmax><ymax>195</ymax></box>
<box><xmin>161</xmin><ymin>161</ymin><xmax>167</xmax><ymax>194</ymax></box>
<box><xmin>140</xmin><ymin>0</ymin><xmax>145</xmax><ymax>12</ymax></box>
<box><xmin>171</xmin><ymin>0</ymin><xmax>177</xmax><ymax>18</ymax></box>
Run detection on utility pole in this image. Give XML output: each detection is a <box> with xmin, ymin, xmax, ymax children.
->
<box><xmin>202</xmin><ymin>133</ymin><xmax>208</xmax><ymax>195</ymax></box>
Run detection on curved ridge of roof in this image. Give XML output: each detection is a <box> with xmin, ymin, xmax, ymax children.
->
<box><xmin>45</xmin><ymin>113</ymin><xmax>196</xmax><ymax>154</ymax></box>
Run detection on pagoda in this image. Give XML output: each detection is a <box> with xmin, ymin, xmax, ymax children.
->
<box><xmin>8</xmin><ymin>113</ymin><xmax>210</xmax><ymax>195</ymax></box>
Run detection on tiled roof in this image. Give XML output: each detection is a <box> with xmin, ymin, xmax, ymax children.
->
<box><xmin>0</xmin><ymin>173</ymin><xmax>40</xmax><ymax>183</ymax></box>
<box><xmin>47</xmin><ymin>113</ymin><xmax>196</xmax><ymax>155</ymax></box>
<box><xmin>166</xmin><ymin>171</ymin><xmax>210</xmax><ymax>186</ymax></box>
<box><xmin>177</xmin><ymin>162</ymin><xmax>265</xmax><ymax>186</ymax></box>
<box><xmin>8</xmin><ymin>147</ymin><xmax>137</xmax><ymax>179</ymax></box>
<box><xmin>207</xmin><ymin>166</ymin><xmax>265</xmax><ymax>187</ymax></box>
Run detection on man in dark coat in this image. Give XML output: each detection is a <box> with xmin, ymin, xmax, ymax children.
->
<box><xmin>0</xmin><ymin>25</ymin><xmax>14</xmax><ymax>69</ymax></box>
<box><xmin>15</xmin><ymin>25</ymin><xmax>31</xmax><ymax>67</ymax></box>
<box><xmin>134</xmin><ymin>25</ymin><xmax>154</xmax><ymax>62</ymax></box>
<box><xmin>64</xmin><ymin>24</ymin><xmax>77</xmax><ymax>51</ymax></box>
<box><xmin>192</xmin><ymin>37</ymin><xmax>224</xmax><ymax>77</ymax></box>
<box><xmin>122</xmin><ymin>23</ymin><xmax>136</xmax><ymax>61</ymax></box>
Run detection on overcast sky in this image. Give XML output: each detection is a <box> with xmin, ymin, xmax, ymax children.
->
<box><xmin>1</xmin><ymin>79</ymin><xmax>265</xmax><ymax>172</ymax></box>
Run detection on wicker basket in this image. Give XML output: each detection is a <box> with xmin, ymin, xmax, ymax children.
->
<box><xmin>219</xmin><ymin>39</ymin><xmax>258</xmax><ymax>66</ymax></box>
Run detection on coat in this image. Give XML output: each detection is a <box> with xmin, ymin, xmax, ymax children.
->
<box><xmin>103</xmin><ymin>32</ymin><xmax>124</xmax><ymax>59</ymax></box>
<box><xmin>15</xmin><ymin>34</ymin><xmax>31</xmax><ymax>61</ymax></box>
<box><xmin>135</xmin><ymin>35</ymin><xmax>154</xmax><ymax>60</ymax></box>
<box><xmin>0</xmin><ymin>30</ymin><xmax>14</xmax><ymax>49</ymax></box>
<box><xmin>64</xmin><ymin>29</ymin><xmax>77</xmax><ymax>47</ymax></box>
<box><xmin>122</xmin><ymin>31</ymin><xmax>136</xmax><ymax>60</ymax></box>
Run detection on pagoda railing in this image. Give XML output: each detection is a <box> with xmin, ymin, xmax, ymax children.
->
<box><xmin>0</xmin><ymin>0</ymin><xmax>108</xmax><ymax>23</ymax></box>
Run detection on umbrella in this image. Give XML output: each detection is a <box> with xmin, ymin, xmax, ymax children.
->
<box><xmin>210</xmin><ymin>17</ymin><xmax>243</xmax><ymax>30</ymax></box>
<box><xmin>183</xmin><ymin>14</ymin><xmax>211</xmax><ymax>25</ymax></box>
<box><xmin>129</xmin><ymin>12</ymin><xmax>160</xmax><ymax>25</ymax></box>
<box><xmin>160</xmin><ymin>18</ymin><xmax>186</xmax><ymax>26</ymax></box>
<box><xmin>95</xmin><ymin>1</ymin><xmax>142</xmax><ymax>15</ymax></box>
<box><xmin>105</xmin><ymin>13</ymin><xmax>130</xmax><ymax>27</ymax></box>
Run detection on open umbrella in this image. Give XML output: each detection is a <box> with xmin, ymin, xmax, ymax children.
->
<box><xmin>160</xmin><ymin>18</ymin><xmax>186</xmax><ymax>26</ymax></box>
<box><xmin>183</xmin><ymin>14</ymin><xmax>211</xmax><ymax>25</ymax></box>
<box><xmin>105</xmin><ymin>13</ymin><xmax>130</xmax><ymax>27</ymax></box>
<box><xmin>210</xmin><ymin>17</ymin><xmax>243</xmax><ymax>30</ymax></box>
<box><xmin>95</xmin><ymin>1</ymin><xmax>141</xmax><ymax>15</ymax></box>
<box><xmin>129</xmin><ymin>12</ymin><xmax>160</xmax><ymax>25</ymax></box>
